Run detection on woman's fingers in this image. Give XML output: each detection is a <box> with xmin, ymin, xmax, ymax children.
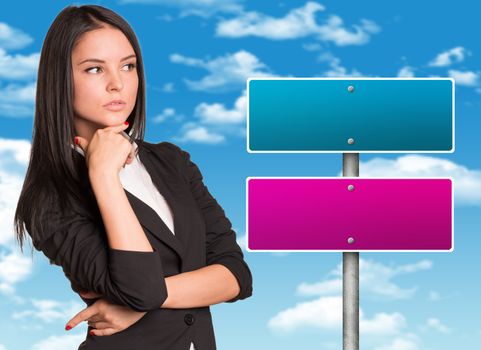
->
<box><xmin>122</xmin><ymin>145</ymin><xmax>135</xmax><ymax>167</ymax></box>
<box><xmin>87</xmin><ymin>314</ymin><xmax>102</xmax><ymax>322</ymax></box>
<box><xmin>103</xmin><ymin>122</ymin><xmax>130</xmax><ymax>134</ymax></box>
<box><xmin>76</xmin><ymin>122</ymin><xmax>129</xmax><ymax>150</ymax></box>
<box><xmin>65</xmin><ymin>304</ymin><xmax>98</xmax><ymax>330</ymax></box>
<box><xmin>88</xmin><ymin>321</ymin><xmax>110</xmax><ymax>329</ymax></box>
<box><xmin>118</xmin><ymin>130</ymin><xmax>136</xmax><ymax>167</ymax></box>
<box><xmin>74</xmin><ymin>136</ymin><xmax>89</xmax><ymax>154</ymax></box>
<box><xmin>89</xmin><ymin>327</ymin><xmax>117</xmax><ymax>337</ymax></box>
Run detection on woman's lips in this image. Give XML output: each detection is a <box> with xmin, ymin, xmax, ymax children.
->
<box><xmin>103</xmin><ymin>102</ymin><xmax>126</xmax><ymax>111</ymax></box>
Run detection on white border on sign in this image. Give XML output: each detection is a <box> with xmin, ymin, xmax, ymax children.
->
<box><xmin>245</xmin><ymin>77</ymin><xmax>455</xmax><ymax>153</ymax></box>
<box><xmin>244</xmin><ymin>176</ymin><xmax>454</xmax><ymax>253</ymax></box>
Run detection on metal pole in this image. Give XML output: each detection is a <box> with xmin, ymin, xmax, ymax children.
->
<box><xmin>343</xmin><ymin>153</ymin><xmax>359</xmax><ymax>350</ymax></box>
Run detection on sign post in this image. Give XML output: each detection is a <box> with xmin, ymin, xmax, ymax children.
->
<box><xmin>343</xmin><ymin>153</ymin><xmax>359</xmax><ymax>350</ymax></box>
<box><xmin>246</xmin><ymin>78</ymin><xmax>455</xmax><ymax>349</ymax></box>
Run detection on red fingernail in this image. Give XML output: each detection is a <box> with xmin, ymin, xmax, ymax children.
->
<box><xmin>65</xmin><ymin>325</ymin><xmax>72</xmax><ymax>331</ymax></box>
<box><xmin>124</xmin><ymin>121</ymin><xmax>129</xmax><ymax>126</ymax></box>
<box><xmin>74</xmin><ymin>137</ymin><xmax>78</xmax><ymax>145</ymax></box>
<box><xmin>89</xmin><ymin>330</ymin><xmax>95</xmax><ymax>336</ymax></box>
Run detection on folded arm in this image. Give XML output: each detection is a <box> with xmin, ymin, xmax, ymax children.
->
<box><xmin>32</xmin><ymin>192</ymin><xmax>168</xmax><ymax>312</ymax></box>
<box><xmin>160</xmin><ymin>143</ymin><xmax>253</xmax><ymax>308</ymax></box>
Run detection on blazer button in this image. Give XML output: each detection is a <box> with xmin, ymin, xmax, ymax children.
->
<box><xmin>184</xmin><ymin>313</ymin><xmax>195</xmax><ymax>326</ymax></box>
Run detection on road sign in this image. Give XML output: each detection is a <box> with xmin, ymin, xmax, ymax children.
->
<box><xmin>247</xmin><ymin>78</ymin><xmax>454</xmax><ymax>153</ymax></box>
<box><xmin>246</xmin><ymin>177</ymin><xmax>453</xmax><ymax>252</ymax></box>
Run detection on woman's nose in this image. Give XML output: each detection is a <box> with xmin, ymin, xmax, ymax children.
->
<box><xmin>107</xmin><ymin>73</ymin><xmax>123</xmax><ymax>91</ymax></box>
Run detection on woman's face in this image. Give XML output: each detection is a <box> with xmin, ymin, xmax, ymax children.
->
<box><xmin>71</xmin><ymin>26</ymin><xmax>138</xmax><ymax>140</ymax></box>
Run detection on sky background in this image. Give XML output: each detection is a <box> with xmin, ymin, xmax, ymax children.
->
<box><xmin>1</xmin><ymin>1</ymin><xmax>480</xmax><ymax>349</ymax></box>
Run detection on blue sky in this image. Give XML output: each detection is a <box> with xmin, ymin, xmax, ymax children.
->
<box><xmin>1</xmin><ymin>1</ymin><xmax>480</xmax><ymax>349</ymax></box>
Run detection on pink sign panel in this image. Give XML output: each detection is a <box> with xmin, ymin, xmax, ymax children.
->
<box><xmin>246</xmin><ymin>177</ymin><xmax>453</xmax><ymax>252</ymax></box>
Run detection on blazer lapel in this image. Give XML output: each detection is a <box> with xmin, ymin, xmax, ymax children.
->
<box><xmin>124</xmin><ymin>143</ymin><xmax>186</xmax><ymax>260</ymax></box>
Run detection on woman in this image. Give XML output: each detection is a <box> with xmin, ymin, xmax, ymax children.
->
<box><xmin>13</xmin><ymin>4</ymin><xmax>253</xmax><ymax>350</ymax></box>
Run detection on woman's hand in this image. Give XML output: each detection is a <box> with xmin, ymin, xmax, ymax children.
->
<box><xmin>75</xmin><ymin>122</ymin><xmax>135</xmax><ymax>175</ymax></box>
<box><xmin>66</xmin><ymin>295</ymin><xmax>147</xmax><ymax>336</ymax></box>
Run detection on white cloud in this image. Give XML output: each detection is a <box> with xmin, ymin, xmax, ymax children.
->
<box><xmin>317</xmin><ymin>15</ymin><xmax>380</xmax><ymax>46</ymax></box>
<box><xmin>317</xmin><ymin>51</ymin><xmax>364</xmax><ymax>77</ymax></box>
<box><xmin>0</xmin><ymin>81</ymin><xmax>36</xmax><ymax>117</ymax></box>
<box><xmin>170</xmin><ymin>50</ymin><xmax>273</xmax><ymax>92</ymax></box>
<box><xmin>216</xmin><ymin>2</ymin><xmax>381</xmax><ymax>46</ymax></box>
<box><xmin>118</xmin><ymin>0</ymin><xmax>243</xmax><ymax>18</ymax></box>
<box><xmin>375</xmin><ymin>334</ymin><xmax>420</xmax><ymax>350</ymax></box>
<box><xmin>152</xmin><ymin>107</ymin><xmax>184</xmax><ymax>123</ymax></box>
<box><xmin>428</xmin><ymin>46</ymin><xmax>469</xmax><ymax>67</ymax></box>
<box><xmin>298</xmin><ymin>278</ymin><xmax>341</xmax><ymax>296</ymax></box>
<box><xmin>302</xmin><ymin>42</ymin><xmax>323</xmax><ymax>51</ymax></box>
<box><xmin>0</xmin><ymin>23</ymin><xmax>33</xmax><ymax>50</ymax></box>
<box><xmin>162</xmin><ymin>82</ymin><xmax>175</xmax><ymax>92</ymax></box>
<box><xmin>447</xmin><ymin>69</ymin><xmax>479</xmax><ymax>87</ymax></box>
<box><xmin>12</xmin><ymin>298</ymin><xmax>84</xmax><ymax>323</ymax></box>
<box><xmin>428</xmin><ymin>291</ymin><xmax>441</xmax><ymax>301</ymax></box>
<box><xmin>172</xmin><ymin>90</ymin><xmax>247</xmax><ymax>144</ymax></box>
<box><xmin>0</xmin><ymin>138</ymin><xmax>32</xmax><ymax>246</ymax></box>
<box><xmin>397</xmin><ymin>66</ymin><xmax>415</xmax><ymax>77</ymax></box>
<box><xmin>0</xmin><ymin>138</ymin><xmax>31</xmax><ymax>166</ymax></box>
<box><xmin>0</xmin><ymin>81</ymin><xmax>36</xmax><ymax>104</ymax></box>
<box><xmin>31</xmin><ymin>331</ymin><xmax>87</xmax><ymax>350</ymax></box>
<box><xmin>297</xmin><ymin>259</ymin><xmax>431</xmax><ymax>300</ymax></box>
<box><xmin>217</xmin><ymin>2</ymin><xmax>327</xmax><ymax>40</ymax></box>
<box><xmin>268</xmin><ymin>296</ymin><xmax>341</xmax><ymax>331</ymax></box>
<box><xmin>173</xmin><ymin>122</ymin><xmax>225</xmax><ymax>144</ymax></box>
<box><xmin>426</xmin><ymin>318</ymin><xmax>451</xmax><ymax>334</ymax></box>
<box><xmin>0</xmin><ymin>48</ymin><xmax>39</xmax><ymax>80</ymax></box>
<box><xmin>268</xmin><ymin>295</ymin><xmax>406</xmax><ymax>335</ymax></box>
<box><xmin>0</xmin><ymin>138</ymin><xmax>34</xmax><ymax>300</ymax></box>
<box><xmin>194</xmin><ymin>90</ymin><xmax>246</xmax><ymax>124</ymax></box>
<box><xmin>0</xmin><ymin>249</ymin><xmax>33</xmax><ymax>297</ymax></box>
<box><xmin>349</xmin><ymin>155</ymin><xmax>481</xmax><ymax>206</ymax></box>
<box><xmin>267</xmin><ymin>259</ymin><xmax>435</xmax><ymax>344</ymax></box>
<box><xmin>428</xmin><ymin>290</ymin><xmax>456</xmax><ymax>302</ymax></box>
<box><xmin>361</xmin><ymin>312</ymin><xmax>406</xmax><ymax>335</ymax></box>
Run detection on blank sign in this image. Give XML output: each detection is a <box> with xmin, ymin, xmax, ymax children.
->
<box><xmin>246</xmin><ymin>177</ymin><xmax>453</xmax><ymax>252</ymax></box>
<box><xmin>247</xmin><ymin>78</ymin><xmax>454</xmax><ymax>153</ymax></box>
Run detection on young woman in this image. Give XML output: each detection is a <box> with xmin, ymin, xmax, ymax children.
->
<box><xmin>13</xmin><ymin>4</ymin><xmax>253</xmax><ymax>350</ymax></box>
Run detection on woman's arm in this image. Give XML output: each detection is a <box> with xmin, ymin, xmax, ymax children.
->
<box><xmin>161</xmin><ymin>264</ymin><xmax>240</xmax><ymax>308</ymax></box>
<box><xmin>178</xmin><ymin>144</ymin><xmax>253</xmax><ymax>303</ymax></box>
<box><xmin>66</xmin><ymin>263</ymin><xmax>238</xmax><ymax>335</ymax></box>
<box><xmin>161</xmin><ymin>142</ymin><xmax>253</xmax><ymax>307</ymax></box>
<box><xmin>36</xmin><ymin>201</ymin><xmax>168</xmax><ymax>312</ymax></box>
<box><xmin>89</xmin><ymin>170</ymin><xmax>154</xmax><ymax>252</ymax></box>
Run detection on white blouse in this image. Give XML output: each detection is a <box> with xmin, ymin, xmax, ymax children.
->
<box><xmin>71</xmin><ymin>141</ymin><xmax>196</xmax><ymax>350</ymax></box>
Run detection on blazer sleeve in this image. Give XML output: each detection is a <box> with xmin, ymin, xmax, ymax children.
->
<box><xmin>171</xmin><ymin>143</ymin><xmax>253</xmax><ymax>303</ymax></box>
<box><xmin>31</xmin><ymin>203</ymin><xmax>168</xmax><ymax>312</ymax></box>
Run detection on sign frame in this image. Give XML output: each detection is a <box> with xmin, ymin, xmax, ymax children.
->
<box><xmin>246</xmin><ymin>77</ymin><xmax>456</xmax><ymax>154</ymax></box>
<box><xmin>245</xmin><ymin>176</ymin><xmax>455</xmax><ymax>253</ymax></box>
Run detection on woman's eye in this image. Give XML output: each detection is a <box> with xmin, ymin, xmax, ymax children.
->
<box><xmin>123</xmin><ymin>63</ymin><xmax>137</xmax><ymax>71</ymax></box>
<box><xmin>85</xmin><ymin>66</ymin><xmax>102</xmax><ymax>74</ymax></box>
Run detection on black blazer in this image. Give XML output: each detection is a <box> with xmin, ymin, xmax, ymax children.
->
<box><xmin>31</xmin><ymin>140</ymin><xmax>253</xmax><ymax>350</ymax></box>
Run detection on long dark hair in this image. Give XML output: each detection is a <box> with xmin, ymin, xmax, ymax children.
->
<box><xmin>13</xmin><ymin>4</ymin><xmax>147</xmax><ymax>256</ymax></box>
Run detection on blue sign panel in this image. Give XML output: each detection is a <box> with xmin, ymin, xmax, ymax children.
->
<box><xmin>247</xmin><ymin>78</ymin><xmax>454</xmax><ymax>153</ymax></box>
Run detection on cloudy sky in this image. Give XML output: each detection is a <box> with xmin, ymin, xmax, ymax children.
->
<box><xmin>1</xmin><ymin>1</ymin><xmax>480</xmax><ymax>349</ymax></box>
